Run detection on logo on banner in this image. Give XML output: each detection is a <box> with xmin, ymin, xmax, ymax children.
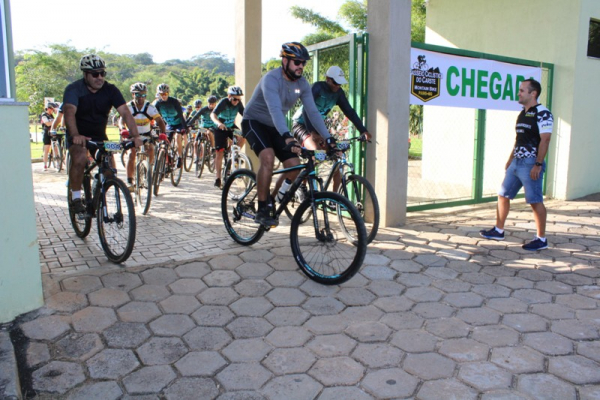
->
<box><xmin>411</xmin><ymin>55</ymin><xmax>443</xmax><ymax>102</ymax></box>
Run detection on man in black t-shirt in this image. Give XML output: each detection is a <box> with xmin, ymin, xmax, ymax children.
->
<box><xmin>41</xmin><ymin>103</ymin><xmax>57</xmax><ymax>171</ymax></box>
<box><xmin>63</xmin><ymin>54</ymin><xmax>142</xmax><ymax>213</ymax></box>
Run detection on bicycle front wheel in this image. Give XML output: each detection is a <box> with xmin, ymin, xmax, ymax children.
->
<box><xmin>338</xmin><ymin>174</ymin><xmax>380</xmax><ymax>244</ymax></box>
<box><xmin>290</xmin><ymin>192</ymin><xmax>367</xmax><ymax>285</ymax></box>
<box><xmin>136</xmin><ymin>159</ymin><xmax>152</xmax><ymax>215</ymax></box>
<box><xmin>68</xmin><ymin>181</ymin><xmax>92</xmax><ymax>238</ymax></box>
<box><xmin>153</xmin><ymin>149</ymin><xmax>166</xmax><ymax>196</ymax></box>
<box><xmin>207</xmin><ymin>146</ymin><xmax>216</xmax><ymax>173</ymax></box>
<box><xmin>183</xmin><ymin>141</ymin><xmax>194</xmax><ymax>172</ymax></box>
<box><xmin>97</xmin><ymin>178</ymin><xmax>136</xmax><ymax>263</ymax></box>
<box><xmin>121</xmin><ymin>148</ymin><xmax>130</xmax><ymax>168</ymax></box>
<box><xmin>221</xmin><ymin>169</ymin><xmax>265</xmax><ymax>245</ymax></box>
<box><xmin>171</xmin><ymin>152</ymin><xmax>183</xmax><ymax>186</ymax></box>
<box><xmin>195</xmin><ymin>141</ymin><xmax>206</xmax><ymax>178</ymax></box>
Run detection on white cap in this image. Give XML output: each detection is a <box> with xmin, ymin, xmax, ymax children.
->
<box><xmin>325</xmin><ymin>66</ymin><xmax>348</xmax><ymax>85</ymax></box>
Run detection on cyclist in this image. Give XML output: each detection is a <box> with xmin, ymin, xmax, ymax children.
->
<box><xmin>210</xmin><ymin>86</ymin><xmax>245</xmax><ymax>188</ymax></box>
<box><xmin>50</xmin><ymin>103</ymin><xmax>64</xmax><ymax>132</ymax></box>
<box><xmin>41</xmin><ymin>102</ymin><xmax>58</xmax><ymax>171</ymax></box>
<box><xmin>119</xmin><ymin>82</ymin><xmax>167</xmax><ymax>189</ymax></box>
<box><xmin>187</xmin><ymin>99</ymin><xmax>203</xmax><ymax>129</ymax></box>
<box><xmin>242</xmin><ymin>42</ymin><xmax>335</xmax><ymax>227</ymax></box>
<box><xmin>153</xmin><ymin>83</ymin><xmax>187</xmax><ymax>167</ymax></box>
<box><xmin>185</xmin><ymin>104</ymin><xmax>193</xmax><ymax>120</ymax></box>
<box><xmin>63</xmin><ymin>54</ymin><xmax>142</xmax><ymax>213</ymax></box>
<box><xmin>186</xmin><ymin>95</ymin><xmax>218</xmax><ymax>163</ymax></box>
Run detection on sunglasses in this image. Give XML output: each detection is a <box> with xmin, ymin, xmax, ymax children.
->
<box><xmin>135</xmin><ymin>93</ymin><xmax>147</xmax><ymax>98</ymax></box>
<box><xmin>290</xmin><ymin>59</ymin><xmax>307</xmax><ymax>66</ymax></box>
<box><xmin>231</xmin><ymin>97</ymin><xmax>240</xmax><ymax>102</ymax></box>
<box><xmin>159</xmin><ymin>92</ymin><xmax>169</xmax><ymax>96</ymax></box>
<box><xmin>88</xmin><ymin>70</ymin><xmax>106</xmax><ymax>78</ymax></box>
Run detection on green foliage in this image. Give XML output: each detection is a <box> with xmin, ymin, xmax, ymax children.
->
<box><xmin>290</xmin><ymin>6</ymin><xmax>348</xmax><ymax>37</ymax></box>
<box><xmin>339</xmin><ymin>0</ymin><xmax>367</xmax><ymax>33</ymax></box>
<box><xmin>411</xmin><ymin>0</ymin><xmax>427</xmax><ymax>43</ymax></box>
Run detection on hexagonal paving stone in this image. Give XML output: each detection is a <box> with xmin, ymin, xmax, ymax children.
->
<box><xmin>197</xmin><ymin>287</ymin><xmax>239</xmax><ymax>305</ymax></box>
<box><xmin>579</xmin><ymin>385</ymin><xmax>600</xmax><ymax>400</ymax></box>
<box><xmin>61</xmin><ymin>276</ymin><xmax>102</xmax><ymax>294</ymax></box>
<box><xmin>217</xmin><ymin>363</ymin><xmax>272</xmax><ymax>390</ymax></box>
<box><xmin>183</xmin><ymin>326</ymin><xmax>232</xmax><ymax>350</ymax></box>
<box><xmin>531</xmin><ymin>303</ymin><xmax>575</xmax><ymax>320</ymax></box>
<box><xmin>577</xmin><ymin>341</ymin><xmax>600</xmax><ymax>363</ymax></box>
<box><xmin>352</xmin><ymin>343</ymin><xmax>403</xmax><ymax>368</ymax></box>
<box><xmin>439</xmin><ymin>338</ymin><xmax>490</xmax><ymax>362</ymax></box>
<box><xmin>517</xmin><ymin>373</ymin><xmax>576</xmax><ymax>400</ymax></box>
<box><xmin>222</xmin><ymin>338</ymin><xmax>272</xmax><ymax>362</ymax></box>
<box><xmin>32</xmin><ymin>361</ymin><xmax>85</xmax><ymax>394</ymax></box>
<box><xmin>551</xmin><ymin>319</ymin><xmax>599</xmax><ymax>340</ymax></box>
<box><xmin>404</xmin><ymin>352</ymin><xmax>456</xmax><ymax>379</ymax></box>
<box><xmin>236</xmin><ymin>262</ymin><xmax>275</xmax><ymax>279</ymax></box>
<box><xmin>263</xmin><ymin>347</ymin><xmax>317</xmax><ymax>374</ymax></box>
<box><xmin>45</xmin><ymin>291</ymin><xmax>88</xmax><ymax>312</ymax></box>
<box><xmin>397</xmin><ymin>273</ymin><xmax>432</xmax><ymax>287</ymax></box>
<box><xmin>174</xmin><ymin>351</ymin><xmax>227</xmax><ymax>376</ymax></box>
<box><xmin>21</xmin><ymin>315</ymin><xmax>70</xmax><ymax>341</ymax></box>
<box><xmin>472</xmin><ymin>326</ymin><xmax>520</xmax><ymax>347</ymax></box>
<box><xmin>266</xmin><ymin>326</ymin><xmax>312</xmax><ymax>347</ymax></box>
<box><xmin>129</xmin><ymin>285</ymin><xmax>171</xmax><ymax>302</ymax></box>
<box><xmin>425</xmin><ymin>318</ymin><xmax>470</xmax><ymax>339</ymax></box>
<box><xmin>26</xmin><ymin>342</ymin><xmax>50</xmax><ymax>367</ymax></box>
<box><xmin>66</xmin><ymin>381</ymin><xmax>122</xmax><ymax>400</ymax></box>
<box><xmin>548</xmin><ymin>355</ymin><xmax>600</xmax><ymax>384</ymax></box>
<box><xmin>141</xmin><ymin>268</ymin><xmax>178</xmax><ymax>285</ymax></box>
<box><xmin>266</xmin><ymin>271</ymin><xmax>306</xmax><ymax>287</ymax></box>
<box><xmin>523</xmin><ymin>332</ymin><xmax>574</xmax><ymax>356</ymax></box>
<box><xmin>234</xmin><ymin>280</ymin><xmax>272</xmax><ymax>297</ymax></box>
<box><xmin>486</xmin><ymin>298</ymin><xmax>529</xmax><ymax>314</ymax></box>
<box><xmin>227</xmin><ymin>317</ymin><xmax>273</xmax><ymax>339</ymax></box>
<box><xmin>340</xmin><ymin>305</ymin><xmax>384</xmax><ymax>323</ymax></box>
<box><xmin>502</xmin><ymin>313</ymin><xmax>548</xmax><ymax>333</ymax></box>
<box><xmin>367</xmin><ymin>280</ymin><xmax>405</xmax><ymax>296</ymax></box>
<box><xmin>203</xmin><ymin>270</ymin><xmax>241</xmax><ymax>286</ymax></box>
<box><xmin>164</xmin><ymin>377</ymin><xmax>219</xmax><ymax>400</ymax></box>
<box><xmin>159</xmin><ymin>295</ymin><xmax>200</xmax><ymax>314</ymax></box>
<box><xmin>513</xmin><ymin>289</ymin><xmax>553</xmax><ymax>304</ymax></box>
<box><xmin>266</xmin><ymin>287</ymin><xmax>307</xmax><ymax>306</ymax></box>
<box><xmin>490</xmin><ymin>346</ymin><xmax>545</xmax><ymax>373</ymax></box>
<box><xmin>209</xmin><ymin>254</ymin><xmax>245</xmax><ymax>269</ymax></box>
<box><xmin>304</xmin><ymin>315</ymin><xmax>349</xmax><ymax>335</ymax></box>
<box><xmin>87</xmin><ymin>288</ymin><xmax>130</xmax><ymax>308</ymax></box>
<box><xmin>306</xmin><ymin>334</ymin><xmax>356</xmax><ymax>358</ymax></box>
<box><xmin>86</xmin><ymin>349</ymin><xmax>139</xmax><ymax>379</ymax></box>
<box><xmin>117</xmin><ymin>301</ymin><xmax>162</xmax><ymax>323</ymax></box>
<box><xmin>404</xmin><ymin>286</ymin><xmax>444</xmax><ymax>302</ymax></box>
<box><xmin>192</xmin><ymin>305</ymin><xmax>235</xmax><ymax>326</ymax></box>
<box><xmin>265</xmin><ymin>307</ymin><xmax>311</xmax><ymax>326</ymax></box>
<box><xmin>101</xmin><ymin>272</ymin><xmax>142</xmax><ymax>291</ymax></box>
<box><xmin>122</xmin><ymin>365</ymin><xmax>176</xmax><ymax>394</ymax></box>
<box><xmin>229</xmin><ymin>297</ymin><xmax>274</xmax><ymax>317</ymax></box>
<box><xmin>458</xmin><ymin>362</ymin><xmax>512</xmax><ymax>391</ymax></box>
<box><xmin>149</xmin><ymin>314</ymin><xmax>195</xmax><ymax>336</ymax></box>
<box><xmin>345</xmin><ymin>321</ymin><xmax>391</xmax><ymax>342</ymax></box>
<box><xmin>444</xmin><ymin>292</ymin><xmax>484</xmax><ymax>308</ymax></box>
<box><xmin>361</xmin><ymin>266</ymin><xmax>397</xmax><ymax>280</ymax></box>
<box><xmin>424</xmin><ymin>266</ymin><xmax>459</xmax><ymax>280</ymax></box>
<box><xmin>137</xmin><ymin>337</ymin><xmax>188</xmax><ymax>365</ymax></box>
<box><xmin>54</xmin><ymin>333</ymin><xmax>103</xmax><ymax>361</ymax></box>
<box><xmin>261</xmin><ymin>374</ymin><xmax>322</xmax><ymax>400</ymax></box>
<box><xmin>174</xmin><ymin>261</ymin><xmax>211</xmax><ymax>278</ymax></box>
<box><xmin>71</xmin><ymin>307</ymin><xmax>117</xmax><ymax>333</ymax></box>
<box><xmin>308</xmin><ymin>357</ymin><xmax>364</xmax><ymax>385</ymax></box>
<box><xmin>390</xmin><ymin>329</ymin><xmax>437</xmax><ymax>352</ymax></box>
<box><xmin>361</xmin><ymin>368</ymin><xmax>419</xmax><ymax>399</ymax></box>
<box><xmin>102</xmin><ymin>322</ymin><xmax>150</xmax><ymax>348</ymax></box>
<box><xmin>412</xmin><ymin>302</ymin><xmax>455</xmax><ymax>319</ymax></box>
<box><xmin>417</xmin><ymin>378</ymin><xmax>478</xmax><ymax>400</ymax></box>
<box><xmin>471</xmin><ymin>284</ymin><xmax>511</xmax><ymax>298</ymax></box>
<box><xmin>168</xmin><ymin>278</ymin><xmax>207</xmax><ymax>295</ymax></box>
<box><xmin>373</xmin><ymin>296</ymin><xmax>414</xmax><ymax>313</ymax></box>
<box><xmin>556</xmin><ymin>293</ymin><xmax>599</xmax><ymax>310</ymax></box>
<box><xmin>318</xmin><ymin>387</ymin><xmax>373</xmax><ymax>400</ymax></box>
<box><xmin>302</xmin><ymin>297</ymin><xmax>345</xmax><ymax>315</ymax></box>
<box><xmin>456</xmin><ymin>307</ymin><xmax>501</xmax><ymax>326</ymax></box>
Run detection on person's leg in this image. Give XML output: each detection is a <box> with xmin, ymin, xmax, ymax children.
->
<box><xmin>530</xmin><ymin>202</ymin><xmax>547</xmax><ymax>238</ymax></box>
<box><xmin>68</xmin><ymin>145</ymin><xmax>88</xmax><ymax>195</ymax></box>
<box><xmin>127</xmin><ymin>148</ymin><xmax>137</xmax><ymax>183</ymax></box>
<box><xmin>215</xmin><ymin>149</ymin><xmax>224</xmax><ymax>181</ymax></box>
<box><xmin>257</xmin><ymin>149</ymin><xmax>276</xmax><ymax>202</ymax></box>
<box><xmin>496</xmin><ymin>195</ymin><xmax>510</xmax><ymax>230</ymax></box>
<box><xmin>43</xmin><ymin>145</ymin><xmax>50</xmax><ymax>167</ymax></box>
<box><xmin>177</xmin><ymin>133</ymin><xmax>183</xmax><ymax>157</ymax></box>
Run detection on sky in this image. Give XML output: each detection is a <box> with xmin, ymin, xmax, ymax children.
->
<box><xmin>9</xmin><ymin>0</ymin><xmax>350</xmax><ymax>63</ymax></box>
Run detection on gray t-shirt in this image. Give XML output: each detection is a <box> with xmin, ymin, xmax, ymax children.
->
<box><xmin>243</xmin><ymin>68</ymin><xmax>331</xmax><ymax>139</ymax></box>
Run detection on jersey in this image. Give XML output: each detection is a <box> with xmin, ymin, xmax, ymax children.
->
<box><xmin>187</xmin><ymin>106</ymin><xmax>217</xmax><ymax>129</ymax></box>
<box><xmin>212</xmin><ymin>98</ymin><xmax>244</xmax><ymax>129</ymax></box>
<box><xmin>513</xmin><ymin>104</ymin><xmax>554</xmax><ymax>159</ymax></box>
<box><xmin>63</xmin><ymin>78</ymin><xmax>126</xmax><ymax>140</ymax></box>
<box><xmin>40</xmin><ymin>112</ymin><xmax>55</xmax><ymax>134</ymax></box>
<box><xmin>243</xmin><ymin>67</ymin><xmax>331</xmax><ymax>139</ymax></box>
<box><xmin>153</xmin><ymin>96</ymin><xmax>186</xmax><ymax>129</ymax></box>
<box><xmin>127</xmin><ymin>100</ymin><xmax>160</xmax><ymax>134</ymax></box>
<box><xmin>293</xmin><ymin>81</ymin><xmax>367</xmax><ymax>135</ymax></box>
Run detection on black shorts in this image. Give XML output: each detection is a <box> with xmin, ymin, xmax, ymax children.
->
<box><xmin>242</xmin><ymin>119</ymin><xmax>298</xmax><ymax>163</ymax></box>
<box><xmin>292</xmin><ymin>122</ymin><xmax>325</xmax><ymax>147</ymax></box>
<box><xmin>213</xmin><ymin>128</ymin><xmax>234</xmax><ymax>151</ymax></box>
<box><xmin>42</xmin><ymin>131</ymin><xmax>52</xmax><ymax>145</ymax></box>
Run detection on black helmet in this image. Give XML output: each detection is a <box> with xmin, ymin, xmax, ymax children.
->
<box><xmin>207</xmin><ymin>96</ymin><xmax>218</xmax><ymax>104</ymax></box>
<box><xmin>80</xmin><ymin>54</ymin><xmax>106</xmax><ymax>71</ymax></box>
<box><xmin>280</xmin><ymin>42</ymin><xmax>310</xmax><ymax>61</ymax></box>
<box><xmin>194</xmin><ymin>99</ymin><xmax>202</xmax><ymax>107</ymax></box>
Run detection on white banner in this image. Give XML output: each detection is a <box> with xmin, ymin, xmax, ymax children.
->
<box><xmin>410</xmin><ymin>48</ymin><xmax>542</xmax><ymax>111</ymax></box>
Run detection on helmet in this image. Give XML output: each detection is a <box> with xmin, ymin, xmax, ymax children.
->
<box><xmin>46</xmin><ymin>102</ymin><xmax>58</xmax><ymax>109</ymax></box>
<box><xmin>280</xmin><ymin>42</ymin><xmax>310</xmax><ymax>61</ymax></box>
<box><xmin>156</xmin><ymin>83</ymin><xmax>170</xmax><ymax>94</ymax></box>
<box><xmin>194</xmin><ymin>99</ymin><xmax>202</xmax><ymax>107</ymax></box>
<box><xmin>325</xmin><ymin>66</ymin><xmax>348</xmax><ymax>85</ymax></box>
<box><xmin>130</xmin><ymin>82</ymin><xmax>147</xmax><ymax>93</ymax></box>
<box><xmin>79</xmin><ymin>54</ymin><xmax>106</xmax><ymax>71</ymax></box>
<box><xmin>207</xmin><ymin>95</ymin><xmax>218</xmax><ymax>104</ymax></box>
<box><xmin>227</xmin><ymin>86</ymin><xmax>243</xmax><ymax>96</ymax></box>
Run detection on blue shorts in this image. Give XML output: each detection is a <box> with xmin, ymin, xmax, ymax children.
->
<box><xmin>498</xmin><ymin>158</ymin><xmax>545</xmax><ymax>204</ymax></box>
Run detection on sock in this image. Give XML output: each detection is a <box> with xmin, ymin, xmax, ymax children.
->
<box><xmin>127</xmin><ymin>178</ymin><xmax>133</xmax><ymax>184</ymax></box>
<box><xmin>494</xmin><ymin>226</ymin><xmax>504</xmax><ymax>234</ymax></box>
<box><xmin>537</xmin><ymin>236</ymin><xmax>547</xmax><ymax>242</ymax></box>
<box><xmin>258</xmin><ymin>200</ymin><xmax>267</xmax><ymax>210</ymax></box>
<box><xmin>72</xmin><ymin>191</ymin><xmax>81</xmax><ymax>199</ymax></box>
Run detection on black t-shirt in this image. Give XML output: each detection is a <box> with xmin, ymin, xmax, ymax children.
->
<box><xmin>513</xmin><ymin>104</ymin><xmax>554</xmax><ymax>159</ymax></box>
<box><xmin>40</xmin><ymin>112</ymin><xmax>54</xmax><ymax>134</ymax></box>
<box><xmin>63</xmin><ymin>79</ymin><xmax>126</xmax><ymax>140</ymax></box>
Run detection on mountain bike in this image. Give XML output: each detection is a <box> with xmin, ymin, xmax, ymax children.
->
<box><xmin>46</xmin><ymin>131</ymin><xmax>65</xmax><ymax>172</ymax></box>
<box><xmin>194</xmin><ymin>128</ymin><xmax>211</xmax><ymax>179</ymax></box>
<box><xmin>152</xmin><ymin>130</ymin><xmax>183</xmax><ymax>195</ymax></box>
<box><xmin>182</xmin><ymin>129</ymin><xmax>195</xmax><ymax>172</ymax></box>
<box><xmin>221</xmin><ymin>144</ymin><xmax>367</xmax><ymax>285</ymax></box>
<box><xmin>67</xmin><ymin>140</ymin><xmax>137</xmax><ymax>263</ymax></box>
<box><xmin>285</xmin><ymin>137</ymin><xmax>379</xmax><ymax>243</ymax></box>
<box><xmin>222</xmin><ymin>129</ymin><xmax>253</xmax><ymax>183</ymax></box>
<box><xmin>133</xmin><ymin>137</ymin><xmax>153</xmax><ymax>215</ymax></box>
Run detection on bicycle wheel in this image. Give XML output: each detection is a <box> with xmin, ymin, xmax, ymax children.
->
<box><xmin>66</xmin><ymin>151</ymin><xmax>71</xmax><ymax>175</ymax></box>
<box><xmin>207</xmin><ymin>146</ymin><xmax>216</xmax><ymax>173</ymax></box>
<box><xmin>338</xmin><ymin>174</ymin><xmax>380</xmax><ymax>244</ymax></box>
<box><xmin>171</xmin><ymin>152</ymin><xmax>183</xmax><ymax>186</ymax></box>
<box><xmin>183</xmin><ymin>141</ymin><xmax>194</xmax><ymax>172</ymax></box>
<box><xmin>121</xmin><ymin>148</ymin><xmax>130</xmax><ymax>168</ymax></box>
<box><xmin>221</xmin><ymin>168</ymin><xmax>265</xmax><ymax>245</ymax></box>
<box><xmin>153</xmin><ymin>149</ymin><xmax>166</xmax><ymax>196</ymax></box>
<box><xmin>97</xmin><ymin>178</ymin><xmax>136</xmax><ymax>263</ymax></box>
<box><xmin>290</xmin><ymin>192</ymin><xmax>367</xmax><ymax>285</ymax></box>
<box><xmin>55</xmin><ymin>143</ymin><xmax>64</xmax><ymax>172</ymax></box>
<box><xmin>136</xmin><ymin>159</ymin><xmax>152</xmax><ymax>215</ymax></box>
<box><xmin>195</xmin><ymin>141</ymin><xmax>206</xmax><ymax>178</ymax></box>
<box><xmin>68</xmin><ymin>179</ymin><xmax>92</xmax><ymax>238</ymax></box>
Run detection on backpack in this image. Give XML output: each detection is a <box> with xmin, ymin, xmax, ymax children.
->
<box><xmin>130</xmin><ymin>101</ymin><xmax>153</xmax><ymax>121</ymax></box>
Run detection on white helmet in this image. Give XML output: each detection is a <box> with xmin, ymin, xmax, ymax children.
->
<box><xmin>80</xmin><ymin>54</ymin><xmax>106</xmax><ymax>71</ymax></box>
<box><xmin>227</xmin><ymin>86</ymin><xmax>243</xmax><ymax>96</ymax></box>
<box><xmin>156</xmin><ymin>83</ymin><xmax>170</xmax><ymax>94</ymax></box>
<box><xmin>325</xmin><ymin>66</ymin><xmax>348</xmax><ymax>85</ymax></box>
<box><xmin>130</xmin><ymin>82</ymin><xmax>147</xmax><ymax>93</ymax></box>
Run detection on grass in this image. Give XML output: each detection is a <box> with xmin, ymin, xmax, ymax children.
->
<box><xmin>409</xmin><ymin>136</ymin><xmax>422</xmax><ymax>159</ymax></box>
<box><xmin>29</xmin><ymin>125</ymin><xmax>120</xmax><ymax>160</ymax></box>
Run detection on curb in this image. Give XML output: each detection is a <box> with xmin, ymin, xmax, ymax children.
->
<box><xmin>0</xmin><ymin>331</ymin><xmax>21</xmax><ymax>400</ymax></box>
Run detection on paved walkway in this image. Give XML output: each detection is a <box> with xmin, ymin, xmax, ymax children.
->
<box><xmin>6</xmin><ymin>163</ymin><xmax>600</xmax><ymax>399</ymax></box>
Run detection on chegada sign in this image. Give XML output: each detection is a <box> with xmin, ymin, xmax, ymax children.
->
<box><xmin>410</xmin><ymin>48</ymin><xmax>542</xmax><ymax>111</ymax></box>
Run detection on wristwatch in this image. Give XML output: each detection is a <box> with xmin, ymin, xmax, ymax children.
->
<box><xmin>534</xmin><ymin>161</ymin><xmax>543</xmax><ymax>166</ymax></box>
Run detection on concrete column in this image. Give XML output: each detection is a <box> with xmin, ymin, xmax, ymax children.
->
<box><xmin>366</xmin><ymin>0</ymin><xmax>411</xmax><ymax>226</ymax></box>
<box><xmin>235</xmin><ymin>0</ymin><xmax>262</xmax><ymax>171</ymax></box>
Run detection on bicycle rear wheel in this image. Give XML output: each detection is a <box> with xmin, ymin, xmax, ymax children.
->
<box><xmin>290</xmin><ymin>192</ymin><xmax>367</xmax><ymax>285</ymax></box>
<box><xmin>68</xmin><ymin>179</ymin><xmax>92</xmax><ymax>238</ymax></box>
<box><xmin>207</xmin><ymin>146</ymin><xmax>216</xmax><ymax>173</ymax></box>
<box><xmin>183</xmin><ymin>141</ymin><xmax>194</xmax><ymax>172</ymax></box>
<box><xmin>153</xmin><ymin>149</ymin><xmax>166</xmax><ymax>196</ymax></box>
<box><xmin>136</xmin><ymin>159</ymin><xmax>152</xmax><ymax>215</ymax></box>
<box><xmin>171</xmin><ymin>152</ymin><xmax>183</xmax><ymax>186</ymax></box>
<box><xmin>121</xmin><ymin>148</ymin><xmax>130</xmax><ymax>168</ymax></box>
<box><xmin>338</xmin><ymin>174</ymin><xmax>380</xmax><ymax>244</ymax></box>
<box><xmin>221</xmin><ymin>169</ymin><xmax>265</xmax><ymax>245</ymax></box>
<box><xmin>97</xmin><ymin>178</ymin><xmax>136</xmax><ymax>263</ymax></box>
<box><xmin>223</xmin><ymin>152</ymin><xmax>252</xmax><ymax>183</ymax></box>
<box><xmin>195</xmin><ymin>141</ymin><xmax>206</xmax><ymax>178</ymax></box>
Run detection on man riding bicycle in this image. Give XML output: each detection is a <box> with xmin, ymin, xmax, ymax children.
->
<box><xmin>63</xmin><ymin>54</ymin><xmax>142</xmax><ymax>213</ymax></box>
<box><xmin>242</xmin><ymin>42</ymin><xmax>335</xmax><ymax>227</ymax></box>
<box><xmin>153</xmin><ymin>83</ymin><xmax>187</xmax><ymax>167</ymax></box>
<box><xmin>186</xmin><ymin>95</ymin><xmax>219</xmax><ymax>163</ymax></box>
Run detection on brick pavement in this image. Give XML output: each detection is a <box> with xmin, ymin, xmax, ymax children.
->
<box><xmin>7</xmin><ymin>163</ymin><xmax>600</xmax><ymax>398</ymax></box>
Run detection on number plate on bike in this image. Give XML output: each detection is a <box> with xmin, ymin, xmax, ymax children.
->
<box><xmin>314</xmin><ymin>150</ymin><xmax>327</xmax><ymax>162</ymax></box>
<box><xmin>104</xmin><ymin>142</ymin><xmax>122</xmax><ymax>152</ymax></box>
<box><xmin>337</xmin><ymin>140</ymin><xmax>350</xmax><ymax>151</ymax></box>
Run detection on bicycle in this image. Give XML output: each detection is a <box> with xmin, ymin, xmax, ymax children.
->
<box><xmin>67</xmin><ymin>140</ymin><xmax>137</xmax><ymax>263</ymax></box>
<box><xmin>133</xmin><ymin>137</ymin><xmax>153</xmax><ymax>215</ymax></box>
<box><xmin>221</xmin><ymin>144</ymin><xmax>367</xmax><ymax>285</ymax></box>
<box><xmin>46</xmin><ymin>131</ymin><xmax>65</xmax><ymax>172</ymax></box>
<box><xmin>152</xmin><ymin>130</ymin><xmax>183</xmax><ymax>195</ymax></box>
<box><xmin>194</xmin><ymin>128</ymin><xmax>212</xmax><ymax>179</ymax></box>
<box><xmin>182</xmin><ymin>130</ymin><xmax>195</xmax><ymax>172</ymax></box>
<box><xmin>221</xmin><ymin>129</ymin><xmax>253</xmax><ymax>183</ymax></box>
<box><xmin>285</xmin><ymin>137</ymin><xmax>380</xmax><ymax>243</ymax></box>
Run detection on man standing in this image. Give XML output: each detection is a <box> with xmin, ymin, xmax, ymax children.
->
<box><xmin>479</xmin><ymin>78</ymin><xmax>553</xmax><ymax>251</ymax></box>
<box><xmin>63</xmin><ymin>54</ymin><xmax>142</xmax><ymax>213</ymax></box>
<box><xmin>41</xmin><ymin>102</ymin><xmax>58</xmax><ymax>171</ymax></box>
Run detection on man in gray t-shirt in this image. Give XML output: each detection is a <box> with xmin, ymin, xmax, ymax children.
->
<box><xmin>242</xmin><ymin>42</ymin><xmax>335</xmax><ymax>227</ymax></box>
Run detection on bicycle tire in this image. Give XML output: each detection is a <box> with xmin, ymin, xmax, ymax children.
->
<box><xmin>136</xmin><ymin>159</ymin><xmax>152</xmax><ymax>215</ymax></box>
<box><xmin>183</xmin><ymin>141</ymin><xmax>194</xmax><ymax>172</ymax></box>
<box><xmin>153</xmin><ymin>149</ymin><xmax>166</xmax><ymax>196</ymax></box>
<box><xmin>290</xmin><ymin>191</ymin><xmax>367</xmax><ymax>285</ymax></box>
<box><xmin>68</xmin><ymin>179</ymin><xmax>92</xmax><ymax>239</ymax></box>
<box><xmin>221</xmin><ymin>168</ymin><xmax>265</xmax><ymax>245</ymax></box>
<box><xmin>66</xmin><ymin>151</ymin><xmax>71</xmax><ymax>175</ymax></box>
<box><xmin>195</xmin><ymin>141</ymin><xmax>206</xmax><ymax>178</ymax></box>
<box><xmin>97</xmin><ymin>177</ymin><xmax>136</xmax><ymax>263</ymax></box>
<box><xmin>171</xmin><ymin>152</ymin><xmax>183</xmax><ymax>186</ymax></box>
<box><xmin>121</xmin><ymin>148</ymin><xmax>130</xmax><ymax>168</ymax></box>
<box><xmin>207</xmin><ymin>146</ymin><xmax>216</xmax><ymax>173</ymax></box>
<box><xmin>56</xmin><ymin>143</ymin><xmax>64</xmax><ymax>172</ymax></box>
<box><xmin>338</xmin><ymin>174</ymin><xmax>380</xmax><ymax>244</ymax></box>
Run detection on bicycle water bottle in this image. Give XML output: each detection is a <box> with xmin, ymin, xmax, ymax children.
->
<box><xmin>277</xmin><ymin>179</ymin><xmax>292</xmax><ymax>202</ymax></box>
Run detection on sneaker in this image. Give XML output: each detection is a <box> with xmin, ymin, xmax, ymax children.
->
<box><xmin>479</xmin><ymin>227</ymin><xmax>505</xmax><ymax>241</ymax></box>
<box><xmin>522</xmin><ymin>237</ymin><xmax>548</xmax><ymax>251</ymax></box>
<box><xmin>177</xmin><ymin>158</ymin><xmax>182</xmax><ymax>168</ymax></box>
<box><xmin>71</xmin><ymin>198</ymin><xmax>86</xmax><ymax>214</ymax></box>
<box><xmin>214</xmin><ymin>178</ymin><xmax>221</xmax><ymax>188</ymax></box>
<box><xmin>255</xmin><ymin>206</ymin><xmax>279</xmax><ymax>227</ymax></box>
